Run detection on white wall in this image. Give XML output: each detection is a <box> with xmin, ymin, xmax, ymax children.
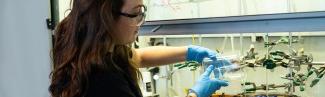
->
<box><xmin>0</xmin><ymin>0</ymin><xmax>52</xmax><ymax>97</ymax></box>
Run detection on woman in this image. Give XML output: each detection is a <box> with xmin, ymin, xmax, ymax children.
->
<box><xmin>49</xmin><ymin>0</ymin><xmax>229</xmax><ymax>97</ymax></box>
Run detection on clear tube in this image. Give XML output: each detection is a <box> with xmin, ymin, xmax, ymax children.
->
<box><xmin>202</xmin><ymin>56</ymin><xmax>244</xmax><ymax>81</ymax></box>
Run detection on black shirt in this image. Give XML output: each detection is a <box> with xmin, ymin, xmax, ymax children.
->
<box><xmin>85</xmin><ymin>68</ymin><xmax>143</xmax><ymax>97</ymax></box>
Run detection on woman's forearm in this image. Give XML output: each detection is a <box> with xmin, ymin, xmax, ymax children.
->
<box><xmin>135</xmin><ymin>46</ymin><xmax>187</xmax><ymax>68</ymax></box>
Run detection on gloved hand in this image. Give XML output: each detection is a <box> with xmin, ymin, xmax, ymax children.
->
<box><xmin>186</xmin><ymin>45</ymin><xmax>219</xmax><ymax>63</ymax></box>
<box><xmin>190</xmin><ymin>65</ymin><xmax>229</xmax><ymax>97</ymax></box>
<box><xmin>187</xmin><ymin>45</ymin><xmax>239</xmax><ymax>79</ymax></box>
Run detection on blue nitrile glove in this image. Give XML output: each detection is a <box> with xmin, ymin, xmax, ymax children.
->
<box><xmin>190</xmin><ymin>65</ymin><xmax>229</xmax><ymax>97</ymax></box>
<box><xmin>187</xmin><ymin>45</ymin><xmax>219</xmax><ymax>63</ymax></box>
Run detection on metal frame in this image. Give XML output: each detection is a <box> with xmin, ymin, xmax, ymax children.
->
<box><xmin>139</xmin><ymin>11</ymin><xmax>325</xmax><ymax>35</ymax></box>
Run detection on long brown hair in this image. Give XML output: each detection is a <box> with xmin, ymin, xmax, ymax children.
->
<box><xmin>49</xmin><ymin>0</ymin><xmax>141</xmax><ymax>97</ymax></box>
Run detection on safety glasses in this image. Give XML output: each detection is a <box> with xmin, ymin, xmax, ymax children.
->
<box><xmin>117</xmin><ymin>5</ymin><xmax>147</xmax><ymax>26</ymax></box>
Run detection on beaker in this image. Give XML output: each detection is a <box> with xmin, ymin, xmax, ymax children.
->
<box><xmin>202</xmin><ymin>55</ymin><xmax>244</xmax><ymax>80</ymax></box>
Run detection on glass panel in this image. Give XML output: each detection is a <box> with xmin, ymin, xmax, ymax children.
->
<box><xmin>144</xmin><ymin>0</ymin><xmax>325</xmax><ymax>21</ymax></box>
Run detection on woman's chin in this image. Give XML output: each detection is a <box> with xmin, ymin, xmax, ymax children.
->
<box><xmin>123</xmin><ymin>38</ymin><xmax>137</xmax><ymax>45</ymax></box>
